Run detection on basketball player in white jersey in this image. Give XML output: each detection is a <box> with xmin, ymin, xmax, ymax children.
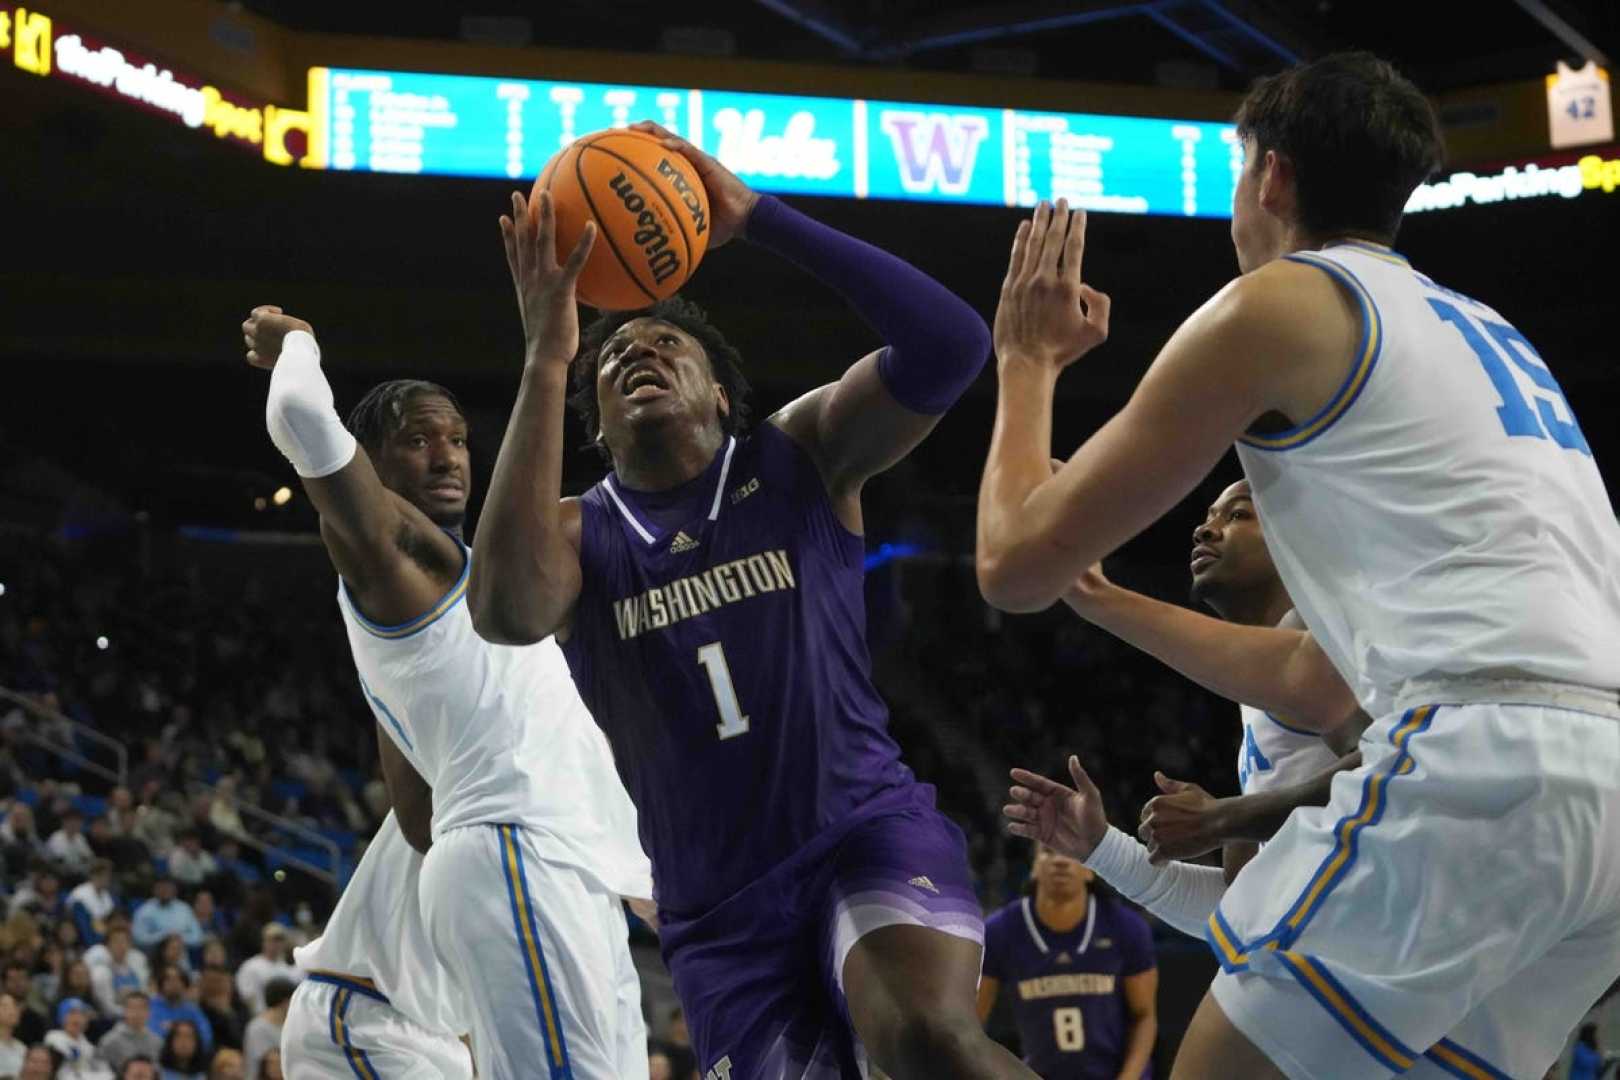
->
<box><xmin>978</xmin><ymin>52</ymin><xmax>1620</xmax><ymax>1079</ymax></box>
<box><xmin>243</xmin><ymin>306</ymin><xmax>654</xmax><ymax>1079</ymax></box>
<box><xmin>282</xmin><ymin>812</ymin><xmax>470</xmax><ymax>1079</ymax></box>
<box><xmin>1017</xmin><ymin>479</ymin><xmax>1351</xmax><ymax>938</ymax></box>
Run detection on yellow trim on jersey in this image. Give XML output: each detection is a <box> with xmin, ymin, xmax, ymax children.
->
<box><xmin>1428</xmin><ymin>1042</ymin><xmax>1498</xmax><ymax>1080</ymax></box>
<box><xmin>1239</xmin><ymin>252</ymin><xmax>1382</xmax><ymax>451</ymax></box>
<box><xmin>331</xmin><ymin>988</ymin><xmax>381</xmax><ymax>1080</ymax></box>
<box><xmin>1273</xmin><ymin>707</ymin><xmax>1426</xmax><ymax>934</ymax></box>
<box><xmin>1207</xmin><ymin>706</ymin><xmax>1435</xmax><ymax>969</ymax></box>
<box><xmin>347</xmin><ymin>571</ymin><xmax>468</xmax><ymax>640</ymax></box>
<box><xmin>500</xmin><ymin>825</ymin><xmax>568</xmax><ymax>1071</ymax></box>
<box><xmin>1426</xmin><ymin>1037</ymin><xmax>1514</xmax><ymax>1080</ymax></box>
<box><xmin>1277</xmin><ymin>952</ymin><xmax>1415</xmax><ymax>1071</ymax></box>
<box><xmin>342</xmin><ymin>539</ymin><xmax>470</xmax><ymax>640</ymax></box>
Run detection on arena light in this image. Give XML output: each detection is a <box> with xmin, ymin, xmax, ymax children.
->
<box><xmin>95</xmin><ymin>635</ymin><xmax>108</xmax><ymax>650</ymax></box>
<box><xmin>0</xmin><ymin>583</ymin><xmax>6</xmax><ymax>597</ymax></box>
<box><xmin>306</xmin><ymin>66</ymin><xmax>1246</xmax><ymax>218</ymax></box>
<box><xmin>272</xmin><ymin>486</ymin><xmax>293</xmax><ymax>507</ymax></box>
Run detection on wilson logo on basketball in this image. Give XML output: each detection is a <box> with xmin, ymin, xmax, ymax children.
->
<box><xmin>607</xmin><ymin>171</ymin><xmax>681</xmax><ymax>285</ymax></box>
<box><xmin>657</xmin><ymin>158</ymin><xmax>709</xmax><ymax>236</ymax></box>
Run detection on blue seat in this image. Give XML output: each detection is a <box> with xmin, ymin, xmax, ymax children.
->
<box><xmin>269</xmin><ymin>779</ymin><xmax>307</xmax><ymax>804</ymax></box>
<box><xmin>71</xmin><ymin>794</ymin><xmax>107</xmax><ymax>819</ymax></box>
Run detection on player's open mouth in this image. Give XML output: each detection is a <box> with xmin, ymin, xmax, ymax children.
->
<box><xmin>1190</xmin><ymin>545</ymin><xmax>1219</xmax><ymax>572</ymax></box>
<box><xmin>622</xmin><ymin>365</ymin><xmax>671</xmax><ymax>399</ymax></box>
<box><xmin>428</xmin><ymin>483</ymin><xmax>464</xmax><ymax>498</ymax></box>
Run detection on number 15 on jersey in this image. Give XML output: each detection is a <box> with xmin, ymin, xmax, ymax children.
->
<box><xmin>1429</xmin><ymin>298</ymin><xmax>1591</xmax><ymax>456</ymax></box>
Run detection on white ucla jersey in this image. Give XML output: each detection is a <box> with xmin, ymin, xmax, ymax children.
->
<box><xmin>1236</xmin><ymin>704</ymin><xmax>1339</xmax><ymax>796</ymax></box>
<box><xmin>337</xmin><ymin>543</ymin><xmax>653</xmax><ymax>901</ymax></box>
<box><xmin>293</xmin><ymin>813</ymin><xmax>465</xmax><ymax>1037</ymax></box>
<box><xmin>1236</xmin><ymin>241</ymin><xmax>1620</xmax><ymax>717</ymax></box>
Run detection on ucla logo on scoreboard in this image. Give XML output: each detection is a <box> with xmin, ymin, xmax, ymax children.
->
<box><xmin>711</xmin><ymin>105</ymin><xmax>842</xmax><ymax>182</ymax></box>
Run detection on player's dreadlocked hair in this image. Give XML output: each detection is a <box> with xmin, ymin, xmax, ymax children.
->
<box><xmin>347</xmin><ymin>379</ymin><xmax>466</xmax><ymax>453</ymax></box>
<box><xmin>571</xmin><ymin>295</ymin><xmax>752</xmax><ymax>461</ymax></box>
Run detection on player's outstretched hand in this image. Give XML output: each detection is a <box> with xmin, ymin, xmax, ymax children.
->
<box><xmin>243</xmin><ymin>306</ymin><xmax>314</xmax><ymax>370</ymax></box>
<box><xmin>994</xmin><ymin>199</ymin><xmax>1111</xmax><ymax>374</ymax></box>
<box><xmin>1138</xmin><ymin>772</ymin><xmax>1225</xmax><ymax>863</ymax></box>
<box><xmin>630</xmin><ymin>120</ymin><xmax>759</xmax><ymax>248</ymax></box>
<box><xmin>1004</xmin><ymin>755</ymin><xmax>1108</xmax><ymax>861</ymax></box>
<box><xmin>500</xmin><ymin>189</ymin><xmax>596</xmax><ymax>367</ymax></box>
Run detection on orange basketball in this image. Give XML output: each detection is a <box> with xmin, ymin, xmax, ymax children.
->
<box><xmin>534</xmin><ymin>128</ymin><xmax>711</xmax><ymax>311</ymax></box>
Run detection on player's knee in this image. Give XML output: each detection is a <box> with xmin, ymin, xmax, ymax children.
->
<box><xmin>874</xmin><ymin>1007</ymin><xmax>983</xmax><ymax>1076</ymax></box>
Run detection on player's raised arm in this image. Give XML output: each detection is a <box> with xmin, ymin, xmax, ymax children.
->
<box><xmin>468</xmin><ymin>191</ymin><xmax>596</xmax><ymax>645</ymax></box>
<box><xmin>247</xmin><ymin>307</ymin><xmax>459</xmax><ymax>624</ymax></box>
<box><xmin>1061</xmin><ymin>566</ymin><xmax>1359</xmax><ymax>731</ymax></box>
<box><xmin>632</xmin><ymin>121</ymin><xmax>992</xmax><ymax>510</ymax></box>
<box><xmin>975</xmin><ymin>203</ymin><xmax>1355</xmax><ymax>613</ymax></box>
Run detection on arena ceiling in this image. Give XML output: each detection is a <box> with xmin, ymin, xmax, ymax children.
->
<box><xmin>242</xmin><ymin>0</ymin><xmax>1617</xmax><ymax>93</ymax></box>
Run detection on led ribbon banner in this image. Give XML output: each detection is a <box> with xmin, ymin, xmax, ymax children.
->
<box><xmin>307</xmin><ymin>66</ymin><xmax>1246</xmax><ymax>218</ymax></box>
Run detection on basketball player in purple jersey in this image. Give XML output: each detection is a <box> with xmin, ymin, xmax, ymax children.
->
<box><xmin>472</xmin><ymin>120</ymin><xmax>1038</xmax><ymax>1080</ymax></box>
<box><xmin>978</xmin><ymin>844</ymin><xmax>1157</xmax><ymax>1079</ymax></box>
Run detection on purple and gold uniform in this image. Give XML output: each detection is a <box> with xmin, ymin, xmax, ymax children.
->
<box><xmin>561</xmin><ymin>421</ymin><xmax>982</xmax><ymax>1077</ymax></box>
<box><xmin>982</xmin><ymin>894</ymin><xmax>1156</xmax><ymax>1079</ymax></box>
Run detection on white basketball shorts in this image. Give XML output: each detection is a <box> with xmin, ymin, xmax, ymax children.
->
<box><xmin>1206</xmin><ymin>693</ymin><xmax>1620</xmax><ymax>1079</ymax></box>
<box><xmin>419</xmin><ymin>823</ymin><xmax>648</xmax><ymax>1080</ymax></box>
<box><xmin>282</xmin><ymin>973</ymin><xmax>472</xmax><ymax>1080</ymax></box>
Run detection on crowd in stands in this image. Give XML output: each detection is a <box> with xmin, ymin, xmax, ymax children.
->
<box><xmin>0</xmin><ymin>521</ymin><xmax>1245</xmax><ymax>1077</ymax></box>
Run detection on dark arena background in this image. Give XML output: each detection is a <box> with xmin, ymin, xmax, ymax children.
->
<box><xmin>3</xmin><ymin>1</ymin><xmax>1618</xmax><ymax>1078</ymax></box>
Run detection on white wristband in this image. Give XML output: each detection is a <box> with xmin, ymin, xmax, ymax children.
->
<box><xmin>1083</xmin><ymin>825</ymin><xmax>1229</xmax><ymax>940</ymax></box>
<box><xmin>265</xmin><ymin>330</ymin><xmax>358</xmax><ymax>479</ymax></box>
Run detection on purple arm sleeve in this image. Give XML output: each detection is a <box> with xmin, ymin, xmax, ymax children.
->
<box><xmin>744</xmin><ymin>195</ymin><xmax>991</xmax><ymax>414</ymax></box>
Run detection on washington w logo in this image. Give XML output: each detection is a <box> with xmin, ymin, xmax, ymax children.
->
<box><xmin>879</xmin><ymin>112</ymin><xmax>991</xmax><ymax>196</ymax></box>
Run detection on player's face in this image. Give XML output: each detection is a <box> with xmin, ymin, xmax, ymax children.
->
<box><xmin>1230</xmin><ymin>138</ymin><xmax>1288</xmax><ymax>274</ymax></box>
<box><xmin>594</xmin><ymin>318</ymin><xmax>729</xmax><ymax>449</ymax></box>
<box><xmin>1033</xmin><ymin>844</ymin><xmax>1092</xmax><ymax>899</ymax></box>
<box><xmin>376</xmin><ymin>396</ymin><xmax>470</xmax><ymax>528</ymax></box>
<box><xmin>0</xmin><ymin>994</ymin><xmax>17</xmax><ymax>1028</ymax></box>
<box><xmin>1189</xmin><ymin>481</ymin><xmax>1276</xmax><ymax>607</ymax></box>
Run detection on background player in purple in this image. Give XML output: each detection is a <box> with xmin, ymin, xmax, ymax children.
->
<box><xmin>979</xmin><ymin>844</ymin><xmax>1157</xmax><ymax>1080</ymax></box>
<box><xmin>471</xmin><ymin>120</ymin><xmax>1038</xmax><ymax>1079</ymax></box>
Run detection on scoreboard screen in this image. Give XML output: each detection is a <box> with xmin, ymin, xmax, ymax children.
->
<box><xmin>310</xmin><ymin>67</ymin><xmax>1244</xmax><ymax>218</ymax></box>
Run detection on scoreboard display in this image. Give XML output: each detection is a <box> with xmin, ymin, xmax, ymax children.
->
<box><xmin>310</xmin><ymin>66</ymin><xmax>1245</xmax><ymax>218</ymax></box>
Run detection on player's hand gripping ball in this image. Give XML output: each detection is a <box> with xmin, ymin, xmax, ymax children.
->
<box><xmin>534</xmin><ymin>128</ymin><xmax>711</xmax><ymax>311</ymax></box>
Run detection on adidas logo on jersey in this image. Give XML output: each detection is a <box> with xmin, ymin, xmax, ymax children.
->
<box><xmin>1055</xmin><ymin>951</ymin><xmax>1072</xmax><ymax>965</ymax></box>
<box><xmin>670</xmin><ymin>531</ymin><xmax>701</xmax><ymax>553</ymax></box>
<box><xmin>907</xmin><ymin>875</ymin><xmax>940</xmax><ymax>894</ymax></box>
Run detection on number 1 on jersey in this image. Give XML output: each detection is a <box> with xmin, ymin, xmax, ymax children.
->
<box><xmin>698</xmin><ymin>642</ymin><xmax>750</xmax><ymax>740</ymax></box>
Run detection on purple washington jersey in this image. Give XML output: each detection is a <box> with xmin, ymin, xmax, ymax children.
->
<box><xmin>983</xmin><ymin>894</ymin><xmax>1156</xmax><ymax>1080</ymax></box>
<box><xmin>560</xmin><ymin>421</ymin><xmax>917</xmax><ymax>917</ymax></box>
